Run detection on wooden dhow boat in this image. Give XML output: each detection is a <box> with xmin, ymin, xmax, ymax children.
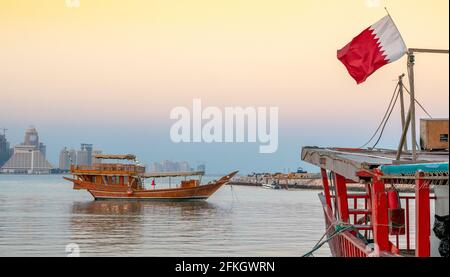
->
<box><xmin>63</xmin><ymin>154</ymin><xmax>238</xmax><ymax>201</ymax></box>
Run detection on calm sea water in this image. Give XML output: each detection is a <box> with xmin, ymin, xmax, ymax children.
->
<box><xmin>0</xmin><ymin>175</ymin><xmax>329</xmax><ymax>257</ymax></box>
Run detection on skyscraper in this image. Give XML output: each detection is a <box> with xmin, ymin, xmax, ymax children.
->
<box><xmin>0</xmin><ymin>132</ymin><xmax>12</xmax><ymax>168</ymax></box>
<box><xmin>76</xmin><ymin>143</ymin><xmax>93</xmax><ymax>166</ymax></box>
<box><xmin>22</xmin><ymin>126</ymin><xmax>46</xmax><ymax>157</ymax></box>
<box><xmin>23</xmin><ymin>126</ymin><xmax>39</xmax><ymax>147</ymax></box>
<box><xmin>59</xmin><ymin>146</ymin><xmax>100</xmax><ymax>169</ymax></box>
<box><xmin>39</xmin><ymin>142</ymin><xmax>46</xmax><ymax>158</ymax></box>
<box><xmin>59</xmin><ymin>147</ymin><xmax>75</xmax><ymax>170</ymax></box>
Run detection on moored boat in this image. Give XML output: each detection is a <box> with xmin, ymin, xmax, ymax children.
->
<box><xmin>262</xmin><ymin>180</ymin><xmax>282</xmax><ymax>190</ymax></box>
<box><xmin>64</xmin><ymin>154</ymin><xmax>237</xmax><ymax>201</ymax></box>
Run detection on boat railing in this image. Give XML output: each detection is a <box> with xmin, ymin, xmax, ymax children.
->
<box><xmin>71</xmin><ymin>164</ymin><xmax>146</xmax><ymax>174</ymax></box>
<box><xmin>327</xmin><ymin>193</ymin><xmax>437</xmax><ymax>256</ymax></box>
<box><xmin>337</xmin><ymin>232</ymin><xmax>373</xmax><ymax>257</ymax></box>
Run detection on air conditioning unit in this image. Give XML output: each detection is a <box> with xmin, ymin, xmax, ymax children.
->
<box><xmin>420</xmin><ymin>119</ymin><xmax>449</xmax><ymax>151</ymax></box>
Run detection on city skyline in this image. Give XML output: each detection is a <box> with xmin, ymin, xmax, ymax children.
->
<box><xmin>1</xmin><ymin>125</ymin><xmax>210</xmax><ymax>173</ymax></box>
<box><xmin>1</xmin><ymin>0</ymin><xmax>448</xmax><ymax>173</ymax></box>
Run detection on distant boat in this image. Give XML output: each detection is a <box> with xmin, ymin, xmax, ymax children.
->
<box><xmin>262</xmin><ymin>180</ymin><xmax>282</xmax><ymax>190</ymax></box>
<box><xmin>63</xmin><ymin>154</ymin><xmax>238</xmax><ymax>201</ymax></box>
<box><xmin>296</xmin><ymin>167</ymin><xmax>307</xmax><ymax>174</ymax></box>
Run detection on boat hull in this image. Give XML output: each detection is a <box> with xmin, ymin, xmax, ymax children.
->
<box><xmin>88</xmin><ymin>183</ymin><xmax>222</xmax><ymax>201</ymax></box>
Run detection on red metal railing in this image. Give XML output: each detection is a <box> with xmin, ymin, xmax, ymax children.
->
<box><xmin>318</xmin><ymin>166</ymin><xmax>440</xmax><ymax>257</ymax></box>
<box><xmin>327</xmin><ymin>193</ymin><xmax>436</xmax><ymax>256</ymax></box>
<box><xmin>338</xmin><ymin>232</ymin><xmax>371</xmax><ymax>257</ymax></box>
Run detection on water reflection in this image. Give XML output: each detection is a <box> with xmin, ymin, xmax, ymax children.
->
<box><xmin>0</xmin><ymin>175</ymin><xmax>331</xmax><ymax>256</ymax></box>
<box><xmin>71</xmin><ymin>200</ymin><xmax>219</xmax><ymax>216</ymax></box>
<box><xmin>69</xmin><ymin>200</ymin><xmax>223</xmax><ymax>256</ymax></box>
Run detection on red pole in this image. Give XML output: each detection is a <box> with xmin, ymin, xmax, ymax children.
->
<box><xmin>415</xmin><ymin>171</ymin><xmax>430</xmax><ymax>257</ymax></box>
<box><xmin>334</xmin><ymin>173</ymin><xmax>349</xmax><ymax>223</ymax></box>
<box><xmin>365</xmin><ymin>183</ymin><xmax>371</xmax><ymax>240</ymax></box>
<box><xmin>406</xmin><ymin>198</ymin><xmax>410</xmax><ymax>251</ymax></box>
<box><xmin>371</xmin><ymin>169</ymin><xmax>389</xmax><ymax>254</ymax></box>
<box><xmin>320</xmin><ymin>168</ymin><xmax>332</xmax><ymax>209</ymax></box>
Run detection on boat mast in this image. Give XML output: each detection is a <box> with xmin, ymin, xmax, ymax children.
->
<box><xmin>396</xmin><ymin>48</ymin><xmax>449</xmax><ymax>161</ymax></box>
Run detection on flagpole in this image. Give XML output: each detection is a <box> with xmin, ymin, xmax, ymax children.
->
<box><xmin>407</xmin><ymin>50</ymin><xmax>418</xmax><ymax>161</ymax></box>
<box><xmin>384</xmin><ymin>7</ymin><xmax>415</xmax><ymax>160</ymax></box>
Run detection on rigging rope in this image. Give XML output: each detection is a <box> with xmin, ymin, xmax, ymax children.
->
<box><xmin>358</xmin><ymin>79</ymin><xmax>432</xmax><ymax>150</ymax></box>
<box><xmin>400</xmin><ymin>83</ymin><xmax>433</xmax><ymax>119</ymax></box>
<box><xmin>359</xmin><ymin>83</ymin><xmax>399</xmax><ymax>149</ymax></box>
<box><xmin>371</xmin><ymin>88</ymin><xmax>400</xmax><ymax>149</ymax></box>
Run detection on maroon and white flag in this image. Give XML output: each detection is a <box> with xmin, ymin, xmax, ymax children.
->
<box><xmin>337</xmin><ymin>15</ymin><xmax>407</xmax><ymax>84</ymax></box>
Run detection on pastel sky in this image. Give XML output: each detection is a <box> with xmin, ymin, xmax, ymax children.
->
<box><xmin>1</xmin><ymin>0</ymin><xmax>448</xmax><ymax>174</ymax></box>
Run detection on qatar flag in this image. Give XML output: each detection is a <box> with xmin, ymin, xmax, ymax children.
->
<box><xmin>337</xmin><ymin>16</ymin><xmax>407</xmax><ymax>84</ymax></box>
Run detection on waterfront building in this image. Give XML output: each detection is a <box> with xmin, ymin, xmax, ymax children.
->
<box><xmin>1</xmin><ymin>145</ymin><xmax>53</xmax><ymax>174</ymax></box>
<box><xmin>1</xmin><ymin>127</ymin><xmax>53</xmax><ymax>174</ymax></box>
<box><xmin>1</xmin><ymin>127</ymin><xmax>52</xmax><ymax>174</ymax></box>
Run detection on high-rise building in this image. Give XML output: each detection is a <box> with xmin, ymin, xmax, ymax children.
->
<box><xmin>0</xmin><ymin>132</ymin><xmax>12</xmax><ymax>168</ymax></box>
<box><xmin>1</xmin><ymin>127</ymin><xmax>52</xmax><ymax>174</ymax></box>
<box><xmin>39</xmin><ymin>142</ymin><xmax>46</xmax><ymax>158</ymax></box>
<box><xmin>22</xmin><ymin>126</ymin><xmax>46</xmax><ymax>157</ymax></box>
<box><xmin>76</xmin><ymin>143</ymin><xmax>93</xmax><ymax>166</ymax></box>
<box><xmin>60</xmin><ymin>146</ymin><xmax>100</xmax><ymax>169</ymax></box>
<box><xmin>69</xmin><ymin>149</ymin><xmax>76</xmax><ymax>165</ymax></box>
<box><xmin>23</xmin><ymin>126</ymin><xmax>39</xmax><ymax>147</ymax></box>
<box><xmin>59</xmin><ymin>147</ymin><xmax>75</xmax><ymax>170</ymax></box>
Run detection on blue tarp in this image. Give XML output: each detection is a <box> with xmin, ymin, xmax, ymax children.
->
<box><xmin>379</xmin><ymin>162</ymin><xmax>449</xmax><ymax>175</ymax></box>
